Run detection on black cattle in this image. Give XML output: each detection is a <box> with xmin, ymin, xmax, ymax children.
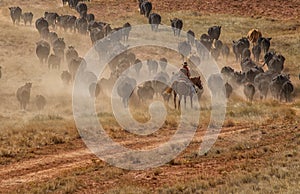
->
<box><xmin>146</xmin><ymin>59</ymin><xmax>158</xmax><ymax>75</ymax></box>
<box><xmin>122</xmin><ymin>22</ymin><xmax>131</xmax><ymax>42</ymax></box>
<box><xmin>149</xmin><ymin>13</ymin><xmax>161</xmax><ymax>31</ymax></box>
<box><xmin>258</xmin><ymin>37</ymin><xmax>272</xmax><ymax>54</ymax></box>
<box><xmin>90</xmin><ymin>28</ymin><xmax>105</xmax><ymax>44</ymax></box>
<box><xmin>243</xmin><ymin>82</ymin><xmax>255</xmax><ymax>103</ymax></box>
<box><xmin>56</xmin><ymin>15</ymin><xmax>77</xmax><ymax>32</ymax></box>
<box><xmin>263</xmin><ymin>52</ymin><xmax>285</xmax><ymax>73</ymax></box>
<box><xmin>35</xmin><ymin>95</ymin><xmax>47</xmax><ymax>111</ymax></box>
<box><xmin>36</xmin><ymin>40</ymin><xmax>50</xmax><ymax>64</ymax></box>
<box><xmin>139</xmin><ymin>0</ymin><xmax>152</xmax><ymax>17</ymax></box>
<box><xmin>269</xmin><ymin>74</ymin><xmax>290</xmax><ymax>100</ymax></box>
<box><xmin>48</xmin><ymin>31</ymin><xmax>59</xmax><ymax>45</ymax></box>
<box><xmin>178</xmin><ymin>41</ymin><xmax>191</xmax><ymax>62</ymax></box>
<box><xmin>48</xmin><ymin>54</ymin><xmax>61</xmax><ymax>70</ymax></box>
<box><xmin>66</xmin><ymin>46</ymin><xmax>79</xmax><ymax>64</ymax></box>
<box><xmin>170</xmin><ymin>18</ymin><xmax>183</xmax><ymax>36</ymax></box>
<box><xmin>208</xmin><ymin>26</ymin><xmax>221</xmax><ymax>40</ymax></box>
<box><xmin>225</xmin><ymin>82</ymin><xmax>233</xmax><ymax>99</ymax></box>
<box><xmin>76</xmin><ymin>3</ymin><xmax>88</xmax><ymax>17</ymax></box>
<box><xmin>232</xmin><ymin>37</ymin><xmax>250</xmax><ymax>62</ymax></box>
<box><xmin>16</xmin><ymin>83</ymin><xmax>32</xmax><ymax>110</ymax></box>
<box><xmin>221</xmin><ymin>44</ymin><xmax>230</xmax><ymax>61</ymax></box>
<box><xmin>9</xmin><ymin>7</ymin><xmax>22</xmax><ymax>25</ymax></box>
<box><xmin>187</xmin><ymin>30</ymin><xmax>195</xmax><ymax>45</ymax></box>
<box><xmin>53</xmin><ymin>38</ymin><xmax>66</xmax><ymax>61</ymax></box>
<box><xmin>252</xmin><ymin>44</ymin><xmax>261</xmax><ymax>62</ymax></box>
<box><xmin>40</xmin><ymin>27</ymin><xmax>50</xmax><ymax>40</ymax></box>
<box><xmin>68</xmin><ymin>0</ymin><xmax>79</xmax><ymax>8</ymax></box>
<box><xmin>280</xmin><ymin>81</ymin><xmax>294</xmax><ymax>102</ymax></box>
<box><xmin>85</xmin><ymin>13</ymin><xmax>95</xmax><ymax>22</ymax></box>
<box><xmin>242</xmin><ymin>48</ymin><xmax>251</xmax><ymax>60</ymax></box>
<box><xmin>44</xmin><ymin>12</ymin><xmax>59</xmax><ymax>29</ymax></box>
<box><xmin>75</xmin><ymin>17</ymin><xmax>88</xmax><ymax>34</ymax></box>
<box><xmin>35</xmin><ymin>17</ymin><xmax>49</xmax><ymax>34</ymax></box>
<box><xmin>240</xmin><ymin>57</ymin><xmax>257</xmax><ymax>72</ymax></box>
<box><xmin>21</xmin><ymin>12</ymin><xmax>33</xmax><ymax>26</ymax></box>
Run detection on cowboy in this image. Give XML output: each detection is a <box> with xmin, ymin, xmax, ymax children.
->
<box><xmin>178</xmin><ymin>62</ymin><xmax>195</xmax><ymax>94</ymax></box>
<box><xmin>179</xmin><ymin>62</ymin><xmax>191</xmax><ymax>78</ymax></box>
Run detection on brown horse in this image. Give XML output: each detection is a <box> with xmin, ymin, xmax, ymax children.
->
<box><xmin>163</xmin><ymin>76</ymin><xmax>203</xmax><ymax>109</ymax></box>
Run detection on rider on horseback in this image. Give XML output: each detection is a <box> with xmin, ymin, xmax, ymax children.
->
<box><xmin>178</xmin><ymin>62</ymin><xmax>195</xmax><ymax>94</ymax></box>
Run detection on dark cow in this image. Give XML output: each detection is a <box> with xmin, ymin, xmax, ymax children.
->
<box><xmin>90</xmin><ymin>28</ymin><xmax>105</xmax><ymax>44</ymax></box>
<box><xmin>53</xmin><ymin>38</ymin><xmax>66</xmax><ymax>62</ymax></box>
<box><xmin>75</xmin><ymin>17</ymin><xmax>88</xmax><ymax>34</ymax></box>
<box><xmin>187</xmin><ymin>30</ymin><xmax>195</xmax><ymax>45</ymax></box>
<box><xmin>44</xmin><ymin>12</ymin><xmax>59</xmax><ymax>29</ymax></box>
<box><xmin>240</xmin><ymin>57</ymin><xmax>257</xmax><ymax>72</ymax></box>
<box><xmin>159</xmin><ymin>58</ymin><xmax>168</xmax><ymax>71</ymax></box>
<box><xmin>9</xmin><ymin>7</ymin><xmax>22</xmax><ymax>25</ymax></box>
<box><xmin>35</xmin><ymin>17</ymin><xmax>49</xmax><ymax>35</ymax></box>
<box><xmin>243</xmin><ymin>82</ymin><xmax>255</xmax><ymax>103</ymax></box>
<box><xmin>134</xmin><ymin>59</ymin><xmax>142</xmax><ymax>76</ymax></box>
<box><xmin>263</xmin><ymin>52</ymin><xmax>285</xmax><ymax>73</ymax></box>
<box><xmin>149</xmin><ymin>13</ymin><xmax>161</xmax><ymax>32</ymax></box>
<box><xmin>258</xmin><ymin>37</ymin><xmax>272</xmax><ymax>54</ymax></box>
<box><xmin>21</xmin><ymin>12</ymin><xmax>33</xmax><ymax>26</ymax></box>
<box><xmin>36</xmin><ymin>40</ymin><xmax>50</xmax><ymax>64</ymax></box>
<box><xmin>221</xmin><ymin>44</ymin><xmax>230</xmax><ymax>61</ymax></box>
<box><xmin>122</xmin><ymin>22</ymin><xmax>131</xmax><ymax>42</ymax></box>
<box><xmin>68</xmin><ymin>0</ymin><xmax>79</xmax><ymax>8</ymax></box>
<box><xmin>85</xmin><ymin>13</ymin><xmax>95</xmax><ymax>22</ymax></box>
<box><xmin>269</xmin><ymin>74</ymin><xmax>290</xmax><ymax>100</ymax></box>
<box><xmin>48</xmin><ymin>31</ymin><xmax>59</xmax><ymax>45</ymax></box>
<box><xmin>146</xmin><ymin>59</ymin><xmax>158</xmax><ymax>75</ymax></box>
<box><xmin>242</xmin><ymin>48</ymin><xmax>251</xmax><ymax>60</ymax></box>
<box><xmin>207</xmin><ymin>73</ymin><xmax>225</xmax><ymax>97</ymax></box>
<box><xmin>76</xmin><ymin>3</ymin><xmax>88</xmax><ymax>17</ymax></box>
<box><xmin>225</xmin><ymin>82</ymin><xmax>233</xmax><ymax>99</ymax></box>
<box><xmin>117</xmin><ymin>76</ymin><xmax>136</xmax><ymax>108</ymax></box>
<box><xmin>252</xmin><ymin>44</ymin><xmax>261</xmax><ymax>62</ymax></box>
<box><xmin>66</xmin><ymin>46</ymin><xmax>79</xmax><ymax>64</ymax></box>
<box><xmin>48</xmin><ymin>54</ymin><xmax>61</xmax><ymax>70</ymax></box>
<box><xmin>16</xmin><ymin>82</ymin><xmax>32</xmax><ymax>110</ymax></box>
<box><xmin>35</xmin><ymin>95</ymin><xmax>47</xmax><ymax>111</ymax></box>
<box><xmin>40</xmin><ymin>27</ymin><xmax>50</xmax><ymax>40</ymax></box>
<box><xmin>208</xmin><ymin>26</ymin><xmax>221</xmax><ymax>40</ymax></box>
<box><xmin>197</xmin><ymin>34</ymin><xmax>213</xmax><ymax>59</ymax></box>
<box><xmin>178</xmin><ymin>41</ymin><xmax>191</xmax><ymax>62</ymax></box>
<box><xmin>68</xmin><ymin>57</ymin><xmax>86</xmax><ymax>80</ymax></box>
<box><xmin>139</xmin><ymin>0</ymin><xmax>152</xmax><ymax>17</ymax></box>
<box><xmin>280</xmin><ymin>81</ymin><xmax>294</xmax><ymax>102</ymax></box>
<box><xmin>232</xmin><ymin>37</ymin><xmax>250</xmax><ymax>62</ymax></box>
<box><xmin>61</xmin><ymin>71</ymin><xmax>72</xmax><ymax>85</ymax></box>
<box><xmin>137</xmin><ymin>83</ymin><xmax>155</xmax><ymax>102</ymax></box>
<box><xmin>56</xmin><ymin>15</ymin><xmax>77</xmax><ymax>32</ymax></box>
<box><xmin>170</xmin><ymin>18</ymin><xmax>183</xmax><ymax>36</ymax></box>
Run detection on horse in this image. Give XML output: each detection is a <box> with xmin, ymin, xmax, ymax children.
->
<box><xmin>164</xmin><ymin>76</ymin><xmax>203</xmax><ymax>109</ymax></box>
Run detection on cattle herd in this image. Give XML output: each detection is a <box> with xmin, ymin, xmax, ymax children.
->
<box><xmin>5</xmin><ymin>0</ymin><xmax>299</xmax><ymax>111</ymax></box>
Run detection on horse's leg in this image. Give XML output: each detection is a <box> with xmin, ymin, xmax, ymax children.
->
<box><xmin>190</xmin><ymin>94</ymin><xmax>193</xmax><ymax>108</ymax></box>
<box><xmin>178</xmin><ymin>95</ymin><xmax>181</xmax><ymax>110</ymax></box>
<box><xmin>184</xmin><ymin>96</ymin><xmax>187</xmax><ymax>109</ymax></box>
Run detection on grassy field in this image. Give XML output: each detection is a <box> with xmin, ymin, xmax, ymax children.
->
<box><xmin>0</xmin><ymin>0</ymin><xmax>299</xmax><ymax>193</ymax></box>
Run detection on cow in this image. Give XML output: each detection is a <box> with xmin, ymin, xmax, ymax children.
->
<box><xmin>221</xmin><ymin>44</ymin><xmax>230</xmax><ymax>61</ymax></box>
<box><xmin>21</xmin><ymin>12</ymin><xmax>33</xmax><ymax>26</ymax></box>
<box><xmin>44</xmin><ymin>12</ymin><xmax>59</xmax><ymax>29</ymax></box>
<box><xmin>61</xmin><ymin>71</ymin><xmax>72</xmax><ymax>85</ymax></box>
<box><xmin>36</xmin><ymin>40</ymin><xmax>50</xmax><ymax>64</ymax></box>
<box><xmin>137</xmin><ymin>82</ymin><xmax>155</xmax><ymax>102</ymax></box>
<box><xmin>148</xmin><ymin>13</ymin><xmax>161</xmax><ymax>32</ymax></box>
<box><xmin>232</xmin><ymin>37</ymin><xmax>250</xmax><ymax>62</ymax></box>
<box><xmin>76</xmin><ymin>3</ymin><xmax>88</xmax><ymax>17</ymax></box>
<box><xmin>187</xmin><ymin>30</ymin><xmax>195</xmax><ymax>45</ymax></box>
<box><xmin>252</xmin><ymin>44</ymin><xmax>261</xmax><ymax>62</ymax></box>
<box><xmin>16</xmin><ymin>83</ymin><xmax>32</xmax><ymax>110</ymax></box>
<box><xmin>243</xmin><ymin>82</ymin><xmax>255</xmax><ymax>103</ymax></box>
<box><xmin>66</xmin><ymin>46</ymin><xmax>79</xmax><ymax>65</ymax></box>
<box><xmin>9</xmin><ymin>7</ymin><xmax>22</xmax><ymax>25</ymax></box>
<box><xmin>258</xmin><ymin>37</ymin><xmax>272</xmax><ymax>54</ymax></box>
<box><xmin>35</xmin><ymin>17</ymin><xmax>49</xmax><ymax>35</ymax></box>
<box><xmin>48</xmin><ymin>54</ymin><xmax>61</xmax><ymax>70</ymax></box>
<box><xmin>146</xmin><ymin>59</ymin><xmax>158</xmax><ymax>75</ymax></box>
<box><xmin>178</xmin><ymin>41</ymin><xmax>191</xmax><ymax>62</ymax></box>
<box><xmin>35</xmin><ymin>95</ymin><xmax>47</xmax><ymax>111</ymax></box>
<box><xmin>75</xmin><ymin>17</ymin><xmax>88</xmax><ymax>34</ymax></box>
<box><xmin>139</xmin><ymin>0</ymin><xmax>152</xmax><ymax>17</ymax></box>
<box><xmin>208</xmin><ymin>26</ymin><xmax>221</xmax><ymax>40</ymax></box>
<box><xmin>53</xmin><ymin>38</ymin><xmax>66</xmax><ymax>61</ymax></box>
<box><xmin>170</xmin><ymin>18</ymin><xmax>183</xmax><ymax>36</ymax></box>
<box><xmin>280</xmin><ymin>81</ymin><xmax>294</xmax><ymax>102</ymax></box>
<box><xmin>225</xmin><ymin>82</ymin><xmax>233</xmax><ymax>99</ymax></box>
<box><xmin>269</xmin><ymin>74</ymin><xmax>290</xmax><ymax>100</ymax></box>
<box><xmin>122</xmin><ymin>22</ymin><xmax>131</xmax><ymax>43</ymax></box>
